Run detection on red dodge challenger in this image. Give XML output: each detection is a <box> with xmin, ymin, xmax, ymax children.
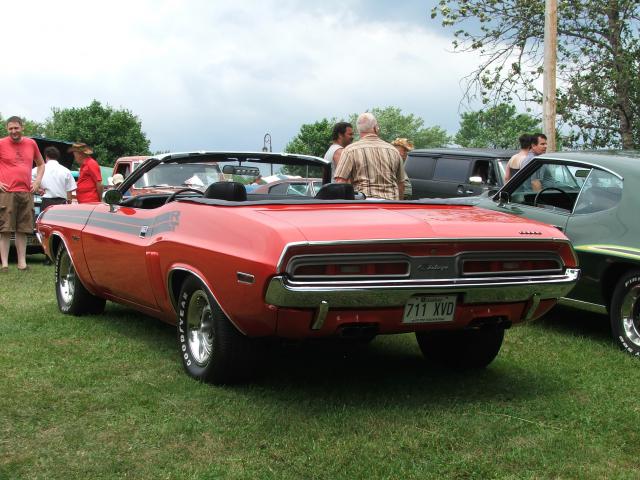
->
<box><xmin>36</xmin><ymin>151</ymin><xmax>579</xmax><ymax>384</ymax></box>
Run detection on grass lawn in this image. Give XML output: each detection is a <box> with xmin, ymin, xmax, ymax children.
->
<box><xmin>1</xmin><ymin>256</ymin><xmax>639</xmax><ymax>479</ymax></box>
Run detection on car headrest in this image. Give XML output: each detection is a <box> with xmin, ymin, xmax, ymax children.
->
<box><xmin>314</xmin><ymin>182</ymin><xmax>355</xmax><ymax>200</ymax></box>
<box><xmin>203</xmin><ymin>181</ymin><xmax>247</xmax><ymax>201</ymax></box>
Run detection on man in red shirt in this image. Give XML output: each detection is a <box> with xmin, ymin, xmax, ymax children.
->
<box><xmin>69</xmin><ymin>143</ymin><xmax>102</xmax><ymax>203</ymax></box>
<box><xmin>0</xmin><ymin>116</ymin><xmax>45</xmax><ymax>271</ymax></box>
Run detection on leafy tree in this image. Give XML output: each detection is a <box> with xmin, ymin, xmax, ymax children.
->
<box><xmin>43</xmin><ymin>100</ymin><xmax>151</xmax><ymax>166</ymax></box>
<box><xmin>348</xmin><ymin>107</ymin><xmax>450</xmax><ymax>148</ymax></box>
<box><xmin>284</xmin><ymin>107</ymin><xmax>450</xmax><ymax>159</ymax></box>
<box><xmin>454</xmin><ymin>103</ymin><xmax>541</xmax><ymax>149</ymax></box>
<box><xmin>284</xmin><ymin>118</ymin><xmax>335</xmax><ymax>158</ymax></box>
<box><xmin>431</xmin><ymin>0</ymin><xmax>640</xmax><ymax>149</ymax></box>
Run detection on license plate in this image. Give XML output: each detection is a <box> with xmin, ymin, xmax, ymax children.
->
<box><xmin>402</xmin><ymin>295</ymin><xmax>457</xmax><ymax>324</ymax></box>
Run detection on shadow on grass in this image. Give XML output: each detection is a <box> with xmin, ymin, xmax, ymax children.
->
<box><xmin>241</xmin><ymin>337</ymin><xmax>557</xmax><ymax>409</ymax></box>
<box><xmin>531</xmin><ymin>305</ymin><xmax>613</xmax><ymax>344</ymax></box>
<box><xmin>95</xmin><ymin>303</ymin><xmax>559</xmax><ymax>407</ymax></box>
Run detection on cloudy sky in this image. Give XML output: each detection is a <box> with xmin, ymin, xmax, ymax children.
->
<box><xmin>4</xmin><ymin>0</ymin><xmax>487</xmax><ymax>152</ymax></box>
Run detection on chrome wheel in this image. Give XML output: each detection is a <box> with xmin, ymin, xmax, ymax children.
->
<box><xmin>620</xmin><ymin>284</ymin><xmax>640</xmax><ymax>348</ymax></box>
<box><xmin>186</xmin><ymin>289</ymin><xmax>214</xmax><ymax>366</ymax></box>
<box><xmin>58</xmin><ymin>249</ymin><xmax>76</xmax><ymax>305</ymax></box>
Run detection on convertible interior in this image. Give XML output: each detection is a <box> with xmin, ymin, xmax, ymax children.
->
<box><xmin>119</xmin><ymin>182</ymin><xmax>357</xmax><ymax>209</ymax></box>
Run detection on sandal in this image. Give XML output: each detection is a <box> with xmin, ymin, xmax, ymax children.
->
<box><xmin>0</xmin><ymin>267</ymin><xmax>7</xmax><ymax>273</ymax></box>
<box><xmin>17</xmin><ymin>266</ymin><xmax>29</xmax><ymax>271</ymax></box>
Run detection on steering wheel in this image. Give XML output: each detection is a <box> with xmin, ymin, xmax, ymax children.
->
<box><xmin>164</xmin><ymin>188</ymin><xmax>204</xmax><ymax>204</ymax></box>
<box><xmin>533</xmin><ymin>187</ymin><xmax>572</xmax><ymax>208</ymax></box>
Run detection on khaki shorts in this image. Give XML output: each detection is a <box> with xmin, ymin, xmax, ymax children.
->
<box><xmin>0</xmin><ymin>192</ymin><xmax>34</xmax><ymax>234</ymax></box>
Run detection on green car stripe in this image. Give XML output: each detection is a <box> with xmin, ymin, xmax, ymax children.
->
<box><xmin>575</xmin><ymin>244</ymin><xmax>640</xmax><ymax>261</ymax></box>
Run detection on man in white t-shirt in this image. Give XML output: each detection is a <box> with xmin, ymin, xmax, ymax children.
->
<box><xmin>324</xmin><ymin>122</ymin><xmax>354</xmax><ymax>175</ymax></box>
<box><xmin>33</xmin><ymin>146</ymin><xmax>77</xmax><ymax>210</ymax></box>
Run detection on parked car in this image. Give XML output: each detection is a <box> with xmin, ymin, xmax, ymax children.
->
<box><xmin>36</xmin><ymin>151</ymin><xmax>579</xmax><ymax>384</ymax></box>
<box><xmin>405</xmin><ymin>148</ymin><xmax>513</xmax><ymax>199</ymax></box>
<box><xmin>251</xmin><ymin>177</ymin><xmax>323</xmax><ymax>196</ymax></box>
<box><xmin>465</xmin><ymin>150</ymin><xmax>640</xmax><ymax>357</ymax></box>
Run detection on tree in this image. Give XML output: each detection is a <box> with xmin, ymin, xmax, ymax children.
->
<box><xmin>454</xmin><ymin>104</ymin><xmax>541</xmax><ymax>149</ymax></box>
<box><xmin>284</xmin><ymin>107</ymin><xmax>450</xmax><ymax>158</ymax></box>
<box><xmin>348</xmin><ymin>107</ymin><xmax>450</xmax><ymax>148</ymax></box>
<box><xmin>44</xmin><ymin>100</ymin><xmax>151</xmax><ymax>166</ymax></box>
<box><xmin>431</xmin><ymin>0</ymin><xmax>640</xmax><ymax>149</ymax></box>
<box><xmin>284</xmin><ymin>118</ymin><xmax>335</xmax><ymax>158</ymax></box>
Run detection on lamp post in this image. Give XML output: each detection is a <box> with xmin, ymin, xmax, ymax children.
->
<box><xmin>262</xmin><ymin>133</ymin><xmax>272</xmax><ymax>153</ymax></box>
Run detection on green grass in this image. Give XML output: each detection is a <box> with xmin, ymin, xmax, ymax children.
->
<box><xmin>1</xmin><ymin>256</ymin><xmax>639</xmax><ymax>479</ymax></box>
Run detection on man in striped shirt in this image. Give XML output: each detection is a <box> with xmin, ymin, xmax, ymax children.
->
<box><xmin>334</xmin><ymin>113</ymin><xmax>405</xmax><ymax>200</ymax></box>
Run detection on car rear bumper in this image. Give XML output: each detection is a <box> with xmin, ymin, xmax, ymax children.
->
<box><xmin>265</xmin><ymin>268</ymin><xmax>580</xmax><ymax>333</ymax></box>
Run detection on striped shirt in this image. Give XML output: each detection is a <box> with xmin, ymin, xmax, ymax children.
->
<box><xmin>334</xmin><ymin>135</ymin><xmax>406</xmax><ymax>200</ymax></box>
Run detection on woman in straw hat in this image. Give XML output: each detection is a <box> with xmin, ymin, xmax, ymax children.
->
<box><xmin>68</xmin><ymin>143</ymin><xmax>103</xmax><ymax>203</ymax></box>
<box><xmin>392</xmin><ymin>138</ymin><xmax>414</xmax><ymax>200</ymax></box>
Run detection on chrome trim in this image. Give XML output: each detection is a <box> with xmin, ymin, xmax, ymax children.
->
<box><xmin>236</xmin><ymin>272</ymin><xmax>255</xmax><ymax>284</ymax></box>
<box><xmin>524</xmin><ymin>293</ymin><xmax>541</xmax><ymax>320</ymax></box>
<box><xmin>265</xmin><ymin>268</ymin><xmax>580</xmax><ymax>309</ymax></box>
<box><xmin>535</xmin><ymin>157</ymin><xmax>624</xmax><ymax>181</ymax></box>
<box><xmin>276</xmin><ymin>237</ymin><xmax>573</xmax><ymax>273</ymax></box>
<box><xmin>168</xmin><ymin>267</ymin><xmax>247</xmax><ymax>335</ymax></box>
<box><xmin>558</xmin><ymin>297</ymin><xmax>608</xmax><ymax>314</ymax></box>
<box><xmin>311</xmin><ymin>301</ymin><xmax>329</xmax><ymax>330</ymax></box>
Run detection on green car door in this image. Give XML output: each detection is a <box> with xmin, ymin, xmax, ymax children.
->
<box><xmin>487</xmin><ymin>161</ymin><xmax>587</xmax><ymax>233</ymax></box>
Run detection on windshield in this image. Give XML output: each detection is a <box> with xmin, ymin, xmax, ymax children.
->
<box><xmin>218</xmin><ymin>160</ymin><xmax>324</xmax><ymax>187</ymax></box>
<box><xmin>136</xmin><ymin>163</ymin><xmax>223</xmax><ymax>188</ymax></box>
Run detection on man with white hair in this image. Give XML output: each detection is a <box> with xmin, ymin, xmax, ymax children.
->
<box><xmin>334</xmin><ymin>112</ymin><xmax>405</xmax><ymax>200</ymax></box>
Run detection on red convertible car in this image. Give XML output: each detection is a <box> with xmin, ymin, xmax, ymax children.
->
<box><xmin>36</xmin><ymin>152</ymin><xmax>580</xmax><ymax>384</ymax></box>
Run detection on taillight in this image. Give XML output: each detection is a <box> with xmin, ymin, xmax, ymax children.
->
<box><xmin>293</xmin><ymin>262</ymin><xmax>408</xmax><ymax>277</ymax></box>
<box><xmin>287</xmin><ymin>254</ymin><xmax>410</xmax><ymax>280</ymax></box>
<box><xmin>462</xmin><ymin>258</ymin><xmax>561</xmax><ymax>275</ymax></box>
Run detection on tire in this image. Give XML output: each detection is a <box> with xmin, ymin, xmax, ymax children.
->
<box><xmin>610</xmin><ymin>270</ymin><xmax>640</xmax><ymax>357</ymax></box>
<box><xmin>416</xmin><ymin>327</ymin><xmax>505</xmax><ymax>369</ymax></box>
<box><xmin>55</xmin><ymin>244</ymin><xmax>106</xmax><ymax>315</ymax></box>
<box><xmin>177</xmin><ymin>276</ymin><xmax>259</xmax><ymax>384</ymax></box>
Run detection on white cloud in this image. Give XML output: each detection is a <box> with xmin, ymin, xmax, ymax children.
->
<box><xmin>3</xmin><ymin>0</ymin><xmax>483</xmax><ymax>152</ymax></box>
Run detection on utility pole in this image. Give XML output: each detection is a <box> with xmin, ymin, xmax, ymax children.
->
<box><xmin>543</xmin><ymin>0</ymin><xmax>558</xmax><ymax>151</ymax></box>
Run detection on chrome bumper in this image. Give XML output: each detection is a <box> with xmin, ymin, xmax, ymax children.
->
<box><xmin>264</xmin><ymin>268</ymin><xmax>580</xmax><ymax>308</ymax></box>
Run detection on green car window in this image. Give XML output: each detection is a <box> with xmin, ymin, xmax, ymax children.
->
<box><xmin>573</xmin><ymin>169</ymin><xmax>623</xmax><ymax>215</ymax></box>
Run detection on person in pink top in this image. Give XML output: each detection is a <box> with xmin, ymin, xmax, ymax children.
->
<box><xmin>0</xmin><ymin>116</ymin><xmax>45</xmax><ymax>272</ymax></box>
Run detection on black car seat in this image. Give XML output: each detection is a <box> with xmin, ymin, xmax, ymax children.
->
<box><xmin>314</xmin><ymin>183</ymin><xmax>355</xmax><ymax>200</ymax></box>
<box><xmin>203</xmin><ymin>182</ymin><xmax>247</xmax><ymax>201</ymax></box>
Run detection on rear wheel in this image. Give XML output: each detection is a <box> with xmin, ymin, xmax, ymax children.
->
<box><xmin>177</xmin><ymin>276</ymin><xmax>259</xmax><ymax>384</ymax></box>
<box><xmin>610</xmin><ymin>270</ymin><xmax>640</xmax><ymax>357</ymax></box>
<box><xmin>416</xmin><ymin>327</ymin><xmax>505</xmax><ymax>369</ymax></box>
<box><xmin>55</xmin><ymin>244</ymin><xmax>106</xmax><ymax>315</ymax></box>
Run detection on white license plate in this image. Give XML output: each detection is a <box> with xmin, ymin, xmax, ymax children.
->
<box><xmin>402</xmin><ymin>295</ymin><xmax>457</xmax><ymax>324</ymax></box>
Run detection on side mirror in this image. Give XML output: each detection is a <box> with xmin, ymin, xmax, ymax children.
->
<box><xmin>104</xmin><ymin>189</ymin><xmax>123</xmax><ymax>212</ymax></box>
<box><xmin>495</xmin><ymin>190</ymin><xmax>510</xmax><ymax>205</ymax></box>
<box><xmin>469</xmin><ymin>176</ymin><xmax>483</xmax><ymax>185</ymax></box>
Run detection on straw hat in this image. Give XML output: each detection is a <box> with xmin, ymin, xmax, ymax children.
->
<box><xmin>391</xmin><ymin>138</ymin><xmax>415</xmax><ymax>151</ymax></box>
<box><xmin>67</xmin><ymin>142</ymin><xmax>94</xmax><ymax>155</ymax></box>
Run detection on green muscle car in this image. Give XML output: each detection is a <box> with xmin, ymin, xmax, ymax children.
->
<box><xmin>471</xmin><ymin>150</ymin><xmax>640</xmax><ymax>357</ymax></box>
